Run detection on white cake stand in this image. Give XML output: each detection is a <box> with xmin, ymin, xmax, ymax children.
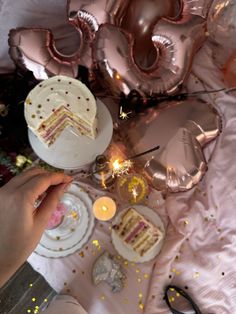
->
<box><xmin>28</xmin><ymin>99</ymin><xmax>113</xmax><ymax>169</ymax></box>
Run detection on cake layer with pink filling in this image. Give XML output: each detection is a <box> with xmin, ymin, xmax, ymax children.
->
<box><xmin>24</xmin><ymin>75</ymin><xmax>98</xmax><ymax>147</ymax></box>
<box><xmin>113</xmin><ymin>208</ymin><xmax>163</xmax><ymax>257</ymax></box>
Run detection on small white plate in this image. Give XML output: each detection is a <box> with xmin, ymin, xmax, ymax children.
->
<box><xmin>40</xmin><ymin>193</ymin><xmax>89</xmax><ymax>252</ymax></box>
<box><xmin>35</xmin><ymin>183</ymin><xmax>95</xmax><ymax>258</ymax></box>
<box><xmin>111</xmin><ymin>205</ymin><xmax>165</xmax><ymax>263</ymax></box>
<box><xmin>28</xmin><ymin>99</ymin><xmax>113</xmax><ymax>169</ymax></box>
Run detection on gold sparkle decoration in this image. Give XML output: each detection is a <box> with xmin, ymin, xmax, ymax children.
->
<box><xmin>92</xmin><ymin>240</ymin><xmax>101</xmax><ymax>250</ymax></box>
<box><xmin>44</xmin><ymin>298</ymin><xmax>48</xmax><ymax>303</ymax></box>
<box><xmin>144</xmin><ymin>274</ymin><xmax>149</xmax><ymax>279</ymax></box>
<box><xmin>136</xmin><ymin>269</ymin><xmax>140</xmax><ymax>273</ymax></box>
<box><xmin>29</xmin><ymin>283</ymin><xmax>33</xmax><ymax>288</ymax></box>
<box><xmin>100</xmin><ymin>295</ymin><xmax>106</xmax><ymax>301</ymax></box>
<box><xmin>27</xmin><ymin>310</ymin><xmax>31</xmax><ymax>313</ymax></box>
<box><xmin>184</xmin><ymin>220</ymin><xmax>189</xmax><ymax>225</ymax></box>
<box><xmin>169</xmin><ymin>297</ymin><xmax>175</xmax><ymax>302</ymax></box>
<box><xmin>139</xmin><ymin>292</ymin><xmax>143</xmax><ymax>298</ymax></box>
<box><xmin>119</xmin><ymin>106</ymin><xmax>132</xmax><ymax>120</ymax></box>
<box><xmin>32</xmin><ymin>297</ymin><xmax>36</xmax><ymax>302</ymax></box>
<box><xmin>79</xmin><ymin>251</ymin><xmax>84</xmax><ymax>258</ymax></box>
<box><xmin>194</xmin><ymin>272</ymin><xmax>200</xmax><ymax>278</ymax></box>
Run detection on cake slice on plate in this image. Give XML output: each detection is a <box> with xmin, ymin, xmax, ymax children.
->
<box><xmin>24</xmin><ymin>75</ymin><xmax>98</xmax><ymax>146</ymax></box>
<box><xmin>113</xmin><ymin>208</ymin><xmax>163</xmax><ymax>257</ymax></box>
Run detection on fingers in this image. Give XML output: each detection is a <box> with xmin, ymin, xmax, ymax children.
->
<box><xmin>34</xmin><ymin>182</ymin><xmax>71</xmax><ymax>228</ymax></box>
<box><xmin>4</xmin><ymin>167</ymin><xmax>47</xmax><ymax>189</ymax></box>
<box><xmin>21</xmin><ymin>172</ymin><xmax>72</xmax><ymax>202</ymax></box>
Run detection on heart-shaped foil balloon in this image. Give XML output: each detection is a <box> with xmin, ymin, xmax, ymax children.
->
<box><xmin>121</xmin><ymin>98</ymin><xmax>221</xmax><ymax>192</ymax></box>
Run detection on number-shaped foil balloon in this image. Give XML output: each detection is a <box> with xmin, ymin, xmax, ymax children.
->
<box><xmin>9</xmin><ymin>0</ymin><xmax>213</xmax><ymax>96</ymax></box>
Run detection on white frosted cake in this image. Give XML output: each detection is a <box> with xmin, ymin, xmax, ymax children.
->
<box><xmin>24</xmin><ymin>76</ymin><xmax>98</xmax><ymax>146</ymax></box>
<box><xmin>113</xmin><ymin>208</ymin><xmax>163</xmax><ymax>257</ymax></box>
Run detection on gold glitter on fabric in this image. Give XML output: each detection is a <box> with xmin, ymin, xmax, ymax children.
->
<box><xmin>79</xmin><ymin>251</ymin><xmax>84</xmax><ymax>258</ymax></box>
<box><xmin>92</xmin><ymin>240</ymin><xmax>101</xmax><ymax>250</ymax></box>
<box><xmin>139</xmin><ymin>303</ymin><xmax>144</xmax><ymax>310</ymax></box>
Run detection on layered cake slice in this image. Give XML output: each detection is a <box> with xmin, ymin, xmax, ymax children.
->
<box><xmin>113</xmin><ymin>208</ymin><xmax>163</xmax><ymax>257</ymax></box>
<box><xmin>24</xmin><ymin>75</ymin><xmax>98</xmax><ymax>146</ymax></box>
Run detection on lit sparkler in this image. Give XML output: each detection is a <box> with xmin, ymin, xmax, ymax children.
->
<box><xmin>111</xmin><ymin>158</ymin><xmax>133</xmax><ymax>177</ymax></box>
<box><xmin>119</xmin><ymin>106</ymin><xmax>132</xmax><ymax>120</ymax></box>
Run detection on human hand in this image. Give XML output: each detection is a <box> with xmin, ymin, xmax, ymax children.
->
<box><xmin>0</xmin><ymin>167</ymin><xmax>72</xmax><ymax>287</ymax></box>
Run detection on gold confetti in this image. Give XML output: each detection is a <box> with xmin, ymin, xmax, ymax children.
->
<box><xmin>34</xmin><ymin>310</ymin><xmax>39</xmax><ymax>314</ymax></box>
<box><xmin>136</xmin><ymin>269</ymin><xmax>140</xmax><ymax>273</ymax></box>
<box><xmin>124</xmin><ymin>260</ymin><xmax>128</xmax><ymax>266</ymax></box>
<box><xmin>139</xmin><ymin>303</ymin><xmax>144</xmax><ymax>310</ymax></box>
<box><xmin>176</xmin><ymin>293</ymin><xmax>180</xmax><ymax>297</ymax></box>
<box><xmin>144</xmin><ymin>274</ymin><xmax>149</xmax><ymax>279</ymax></box>
<box><xmin>29</xmin><ymin>283</ymin><xmax>33</xmax><ymax>287</ymax></box>
<box><xmin>27</xmin><ymin>310</ymin><xmax>31</xmax><ymax>313</ymax></box>
<box><xmin>100</xmin><ymin>295</ymin><xmax>106</xmax><ymax>300</ymax></box>
<box><xmin>25</xmin><ymin>98</ymin><xmax>31</xmax><ymax>105</ymax></box>
<box><xmin>35</xmin><ymin>306</ymin><xmax>39</xmax><ymax>310</ymax></box>
<box><xmin>170</xmin><ymin>288</ymin><xmax>175</xmax><ymax>292</ymax></box>
<box><xmin>79</xmin><ymin>251</ymin><xmax>84</xmax><ymax>258</ymax></box>
<box><xmin>44</xmin><ymin>298</ymin><xmax>48</xmax><ymax>303</ymax></box>
<box><xmin>194</xmin><ymin>272</ymin><xmax>200</xmax><ymax>278</ymax></box>
<box><xmin>71</xmin><ymin>211</ymin><xmax>79</xmax><ymax>220</ymax></box>
<box><xmin>184</xmin><ymin>220</ymin><xmax>189</xmax><ymax>225</ymax></box>
<box><xmin>32</xmin><ymin>297</ymin><xmax>36</xmax><ymax>302</ymax></box>
<box><xmin>139</xmin><ymin>293</ymin><xmax>143</xmax><ymax>298</ymax></box>
<box><xmin>92</xmin><ymin>240</ymin><xmax>101</xmax><ymax>250</ymax></box>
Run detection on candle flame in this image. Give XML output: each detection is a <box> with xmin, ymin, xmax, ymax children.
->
<box><xmin>132</xmin><ymin>187</ymin><xmax>138</xmax><ymax>202</ymax></box>
<box><xmin>102</xmin><ymin>205</ymin><xmax>108</xmax><ymax>212</ymax></box>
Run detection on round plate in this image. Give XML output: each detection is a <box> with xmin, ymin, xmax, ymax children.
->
<box><xmin>35</xmin><ymin>183</ymin><xmax>95</xmax><ymax>258</ymax></box>
<box><xmin>28</xmin><ymin>99</ymin><xmax>113</xmax><ymax>169</ymax></box>
<box><xmin>111</xmin><ymin>205</ymin><xmax>165</xmax><ymax>263</ymax></box>
<box><xmin>40</xmin><ymin>193</ymin><xmax>89</xmax><ymax>251</ymax></box>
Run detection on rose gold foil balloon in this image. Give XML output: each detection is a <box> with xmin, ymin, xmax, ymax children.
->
<box><xmin>94</xmin><ymin>0</ymin><xmax>213</xmax><ymax>96</ymax></box>
<box><xmin>9</xmin><ymin>28</ymin><xmax>80</xmax><ymax>79</ymax></box>
<box><xmin>223</xmin><ymin>52</ymin><xmax>236</xmax><ymax>88</ymax></box>
<box><xmin>8</xmin><ymin>0</ymin><xmax>212</xmax><ymax>96</ymax></box>
<box><xmin>121</xmin><ymin>98</ymin><xmax>221</xmax><ymax>192</ymax></box>
<box><xmin>67</xmin><ymin>0</ymin><xmax>126</xmax><ymax>68</ymax></box>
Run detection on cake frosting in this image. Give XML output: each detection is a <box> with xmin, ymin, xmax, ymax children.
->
<box><xmin>113</xmin><ymin>208</ymin><xmax>163</xmax><ymax>257</ymax></box>
<box><xmin>24</xmin><ymin>75</ymin><xmax>98</xmax><ymax>146</ymax></box>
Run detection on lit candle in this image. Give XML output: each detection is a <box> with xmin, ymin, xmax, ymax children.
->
<box><xmin>93</xmin><ymin>196</ymin><xmax>117</xmax><ymax>221</ymax></box>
